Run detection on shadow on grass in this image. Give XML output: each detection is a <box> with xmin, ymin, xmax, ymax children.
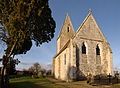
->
<box><xmin>9</xmin><ymin>77</ymin><xmax>58</xmax><ymax>88</ymax></box>
<box><xmin>10</xmin><ymin>81</ymin><xmax>34</xmax><ymax>88</ymax></box>
<box><xmin>10</xmin><ymin>81</ymin><xmax>51</xmax><ymax>88</ymax></box>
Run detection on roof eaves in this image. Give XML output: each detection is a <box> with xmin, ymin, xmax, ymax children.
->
<box><xmin>53</xmin><ymin>40</ymin><xmax>70</xmax><ymax>58</ymax></box>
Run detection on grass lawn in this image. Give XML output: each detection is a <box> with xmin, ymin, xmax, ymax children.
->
<box><xmin>10</xmin><ymin>76</ymin><xmax>120</xmax><ymax>88</ymax></box>
<box><xmin>10</xmin><ymin>76</ymin><xmax>64</xmax><ymax>88</ymax></box>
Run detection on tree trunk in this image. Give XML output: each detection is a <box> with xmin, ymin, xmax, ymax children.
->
<box><xmin>1</xmin><ymin>39</ymin><xmax>18</xmax><ymax>88</ymax></box>
<box><xmin>1</xmin><ymin>66</ymin><xmax>5</xmax><ymax>88</ymax></box>
<box><xmin>1</xmin><ymin>65</ymin><xmax>9</xmax><ymax>88</ymax></box>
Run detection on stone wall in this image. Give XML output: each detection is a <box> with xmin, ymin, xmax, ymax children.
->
<box><xmin>73</xmin><ymin>37</ymin><xmax>112</xmax><ymax>77</ymax></box>
<box><xmin>57</xmin><ymin>15</ymin><xmax>74</xmax><ymax>53</ymax></box>
<box><xmin>53</xmin><ymin>11</ymin><xmax>113</xmax><ymax>81</ymax></box>
<box><xmin>54</xmin><ymin>46</ymin><xmax>71</xmax><ymax>80</ymax></box>
<box><xmin>72</xmin><ymin>13</ymin><xmax>112</xmax><ymax>77</ymax></box>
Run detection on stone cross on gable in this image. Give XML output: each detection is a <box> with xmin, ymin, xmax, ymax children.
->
<box><xmin>88</xmin><ymin>9</ymin><xmax>92</xmax><ymax>14</ymax></box>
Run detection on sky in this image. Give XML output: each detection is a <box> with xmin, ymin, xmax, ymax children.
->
<box><xmin>0</xmin><ymin>0</ymin><xmax>120</xmax><ymax>70</ymax></box>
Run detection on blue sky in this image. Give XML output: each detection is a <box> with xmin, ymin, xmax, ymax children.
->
<box><xmin>1</xmin><ymin>0</ymin><xmax>120</xmax><ymax>70</ymax></box>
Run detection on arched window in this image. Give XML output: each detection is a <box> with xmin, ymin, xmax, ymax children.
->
<box><xmin>96</xmin><ymin>45</ymin><xmax>100</xmax><ymax>55</ymax></box>
<box><xmin>82</xmin><ymin>42</ymin><xmax>86</xmax><ymax>54</ymax></box>
<box><xmin>67</xmin><ymin>26</ymin><xmax>69</xmax><ymax>32</ymax></box>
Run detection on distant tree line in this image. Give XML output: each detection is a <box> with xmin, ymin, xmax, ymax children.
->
<box><xmin>12</xmin><ymin>63</ymin><xmax>52</xmax><ymax>78</ymax></box>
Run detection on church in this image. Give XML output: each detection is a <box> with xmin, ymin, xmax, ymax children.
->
<box><xmin>53</xmin><ymin>10</ymin><xmax>113</xmax><ymax>81</ymax></box>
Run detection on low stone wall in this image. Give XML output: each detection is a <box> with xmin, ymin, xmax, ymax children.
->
<box><xmin>93</xmin><ymin>75</ymin><xmax>120</xmax><ymax>85</ymax></box>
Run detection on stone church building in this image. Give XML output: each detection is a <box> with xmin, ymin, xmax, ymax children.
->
<box><xmin>53</xmin><ymin>11</ymin><xmax>112</xmax><ymax>81</ymax></box>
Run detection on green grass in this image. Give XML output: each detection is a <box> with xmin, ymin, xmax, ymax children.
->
<box><xmin>10</xmin><ymin>76</ymin><xmax>63</xmax><ymax>88</ymax></box>
<box><xmin>112</xmin><ymin>84</ymin><xmax>120</xmax><ymax>88</ymax></box>
<box><xmin>9</xmin><ymin>76</ymin><xmax>120</xmax><ymax>88</ymax></box>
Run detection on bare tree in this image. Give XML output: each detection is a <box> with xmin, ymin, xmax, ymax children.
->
<box><xmin>28</xmin><ymin>63</ymin><xmax>41</xmax><ymax>77</ymax></box>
